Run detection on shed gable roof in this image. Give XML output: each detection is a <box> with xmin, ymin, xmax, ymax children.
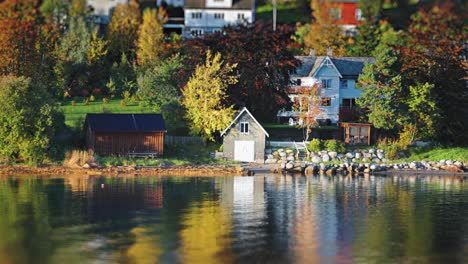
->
<box><xmin>221</xmin><ymin>107</ymin><xmax>269</xmax><ymax>137</ymax></box>
<box><xmin>86</xmin><ymin>114</ymin><xmax>166</xmax><ymax>132</ymax></box>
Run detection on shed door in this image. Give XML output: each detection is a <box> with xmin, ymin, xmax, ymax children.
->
<box><xmin>234</xmin><ymin>140</ymin><xmax>255</xmax><ymax>162</ymax></box>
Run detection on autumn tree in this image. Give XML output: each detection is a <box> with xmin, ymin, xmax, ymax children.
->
<box><xmin>303</xmin><ymin>0</ymin><xmax>348</xmax><ymax>56</ymax></box>
<box><xmin>69</xmin><ymin>0</ymin><xmax>88</xmax><ymax>18</ymax></box>
<box><xmin>400</xmin><ymin>2</ymin><xmax>467</xmax><ymax>144</ymax></box>
<box><xmin>0</xmin><ymin>76</ymin><xmax>64</xmax><ymax>164</ymax></box>
<box><xmin>107</xmin><ymin>0</ymin><xmax>141</xmax><ymax>63</ymax></box>
<box><xmin>294</xmin><ymin>85</ymin><xmax>323</xmax><ymax>141</ymax></box>
<box><xmin>0</xmin><ymin>0</ymin><xmax>40</xmax><ymax>78</ymax></box>
<box><xmin>181</xmin><ymin>51</ymin><xmax>237</xmax><ymax>141</ymax></box>
<box><xmin>136</xmin><ymin>8</ymin><xmax>165</xmax><ymax>68</ymax></box>
<box><xmin>183</xmin><ymin>21</ymin><xmax>299</xmax><ymax>121</ymax></box>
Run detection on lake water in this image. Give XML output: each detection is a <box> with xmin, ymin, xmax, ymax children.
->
<box><xmin>1</xmin><ymin>174</ymin><xmax>467</xmax><ymax>264</ymax></box>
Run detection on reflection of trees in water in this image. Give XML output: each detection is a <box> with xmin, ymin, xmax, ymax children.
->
<box><xmin>0</xmin><ymin>178</ymin><xmax>55</xmax><ymax>264</ymax></box>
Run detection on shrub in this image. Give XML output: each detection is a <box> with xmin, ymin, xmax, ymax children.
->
<box><xmin>102</xmin><ymin>97</ymin><xmax>109</xmax><ymax>104</ymax></box>
<box><xmin>308</xmin><ymin>139</ymin><xmax>321</xmax><ymax>152</ymax></box>
<box><xmin>0</xmin><ymin>76</ymin><xmax>64</xmax><ymax>165</ymax></box>
<box><xmin>71</xmin><ymin>100</ymin><xmax>76</xmax><ymax>106</ymax></box>
<box><xmin>83</xmin><ymin>98</ymin><xmax>89</xmax><ymax>105</ymax></box>
<box><xmin>64</xmin><ymin>150</ymin><xmax>95</xmax><ymax>168</ymax></box>
<box><xmin>324</xmin><ymin>139</ymin><xmax>345</xmax><ymax>153</ymax></box>
<box><xmin>89</xmin><ymin>95</ymin><xmax>95</xmax><ymax>102</ymax></box>
<box><xmin>120</xmin><ymin>99</ymin><xmax>127</xmax><ymax>107</ymax></box>
<box><xmin>122</xmin><ymin>91</ymin><xmax>131</xmax><ymax>100</ymax></box>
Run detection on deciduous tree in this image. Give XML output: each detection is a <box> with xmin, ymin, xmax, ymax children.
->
<box><xmin>184</xmin><ymin>21</ymin><xmax>299</xmax><ymax>121</ymax></box>
<box><xmin>181</xmin><ymin>51</ymin><xmax>237</xmax><ymax>141</ymax></box>
<box><xmin>303</xmin><ymin>0</ymin><xmax>348</xmax><ymax>57</ymax></box>
<box><xmin>400</xmin><ymin>2</ymin><xmax>467</xmax><ymax>144</ymax></box>
<box><xmin>0</xmin><ymin>75</ymin><xmax>63</xmax><ymax>164</ymax></box>
<box><xmin>136</xmin><ymin>8</ymin><xmax>165</xmax><ymax>68</ymax></box>
<box><xmin>107</xmin><ymin>0</ymin><xmax>141</xmax><ymax>63</ymax></box>
<box><xmin>0</xmin><ymin>0</ymin><xmax>40</xmax><ymax>77</ymax></box>
<box><xmin>294</xmin><ymin>85</ymin><xmax>323</xmax><ymax>141</ymax></box>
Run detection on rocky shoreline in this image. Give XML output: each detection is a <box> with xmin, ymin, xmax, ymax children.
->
<box><xmin>0</xmin><ymin>164</ymin><xmax>249</xmax><ymax>177</ymax></box>
<box><xmin>266</xmin><ymin>148</ymin><xmax>467</xmax><ymax>175</ymax></box>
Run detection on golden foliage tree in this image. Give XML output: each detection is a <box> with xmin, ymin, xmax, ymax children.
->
<box><xmin>294</xmin><ymin>85</ymin><xmax>323</xmax><ymax>141</ymax></box>
<box><xmin>136</xmin><ymin>8</ymin><xmax>165</xmax><ymax>67</ymax></box>
<box><xmin>303</xmin><ymin>0</ymin><xmax>348</xmax><ymax>56</ymax></box>
<box><xmin>107</xmin><ymin>0</ymin><xmax>141</xmax><ymax>62</ymax></box>
<box><xmin>181</xmin><ymin>51</ymin><xmax>238</xmax><ymax>141</ymax></box>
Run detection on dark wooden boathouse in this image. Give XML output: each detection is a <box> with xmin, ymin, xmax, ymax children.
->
<box><xmin>85</xmin><ymin>114</ymin><xmax>166</xmax><ymax>156</ymax></box>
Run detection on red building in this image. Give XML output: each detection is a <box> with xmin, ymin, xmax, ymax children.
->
<box><xmin>326</xmin><ymin>0</ymin><xmax>363</xmax><ymax>35</ymax></box>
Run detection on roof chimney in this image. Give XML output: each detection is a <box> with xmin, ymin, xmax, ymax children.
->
<box><xmin>309</xmin><ymin>49</ymin><xmax>315</xmax><ymax>57</ymax></box>
<box><xmin>327</xmin><ymin>47</ymin><xmax>333</xmax><ymax>57</ymax></box>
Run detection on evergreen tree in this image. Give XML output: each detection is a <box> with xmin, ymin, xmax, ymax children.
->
<box><xmin>348</xmin><ymin>0</ymin><xmax>384</xmax><ymax>57</ymax></box>
<box><xmin>356</xmin><ymin>25</ymin><xmax>406</xmax><ymax>131</ymax></box>
<box><xmin>182</xmin><ymin>51</ymin><xmax>237</xmax><ymax>141</ymax></box>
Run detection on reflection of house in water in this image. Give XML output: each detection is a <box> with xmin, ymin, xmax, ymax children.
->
<box><xmin>218</xmin><ymin>176</ymin><xmax>266</xmax><ymax>257</ymax></box>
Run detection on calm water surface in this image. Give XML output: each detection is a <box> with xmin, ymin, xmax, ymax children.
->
<box><xmin>1</xmin><ymin>174</ymin><xmax>467</xmax><ymax>264</ymax></box>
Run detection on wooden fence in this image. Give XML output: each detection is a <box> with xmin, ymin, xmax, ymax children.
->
<box><xmin>164</xmin><ymin>135</ymin><xmax>205</xmax><ymax>146</ymax></box>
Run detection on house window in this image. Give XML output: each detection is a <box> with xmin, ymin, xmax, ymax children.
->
<box><xmin>321</xmin><ymin>79</ymin><xmax>332</xmax><ymax>88</ymax></box>
<box><xmin>342</xmin><ymin>98</ymin><xmax>356</xmax><ymax>108</ymax></box>
<box><xmin>321</xmin><ymin>97</ymin><xmax>331</xmax><ymax>106</ymax></box>
<box><xmin>355</xmin><ymin>8</ymin><xmax>363</xmax><ymax>21</ymax></box>
<box><xmin>296</xmin><ymin>79</ymin><xmax>302</xmax><ymax>86</ymax></box>
<box><xmin>191</xmin><ymin>12</ymin><xmax>202</xmax><ymax>19</ymax></box>
<box><xmin>240</xmin><ymin>122</ymin><xmax>249</xmax><ymax>134</ymax></box>
<box><xmin>340</xmin><ymin>79</ymin><xmax>348</xmax><ymax>89</ymax></box>
<box><xmin>190</xmin><ymin>29</ymin><xmax>203</xmax><ymax>37</ymax></box>
<box><xmin>214</xmin><ymin>13</ymin><xmax>224</xmax><ymax>19</ymax></box>
<box><xmin>237</xmin><ymin>13</ymin><xmax>245</xmax><ymax>20</ymax></box>
<box><xmin>329</xmin><ymin>8</ymin><xmax>341</xmax><ymax>20</ymax></box>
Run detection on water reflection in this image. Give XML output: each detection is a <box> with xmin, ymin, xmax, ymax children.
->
<box><xmin>0</xmin><ymin>174</ymin><xmax>467</xmax><ymax>264</ymax></box>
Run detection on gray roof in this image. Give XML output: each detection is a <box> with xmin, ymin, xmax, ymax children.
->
<box><xmin>86</xmin><ymin>114</ymin><xmax>166</xmax><ymax>132</ymax></box>
<box><xmin>292</xmin><ymin>55</ymin><xmax>374</xmax><ymax>78</ymax></box>
<box><xmin>332</xmin><ymin>57</ymin><xmax>375</xmax><ymax>77</ymax></box>
<box><xmin>185</xmin><ymin>0</ymin><xmax>254</xmax><ymax>9</ymax></box>
<box><xmin>291</xmin><ymin>56</ymin><xmax>316</xmax><ymax>77</ymax></box>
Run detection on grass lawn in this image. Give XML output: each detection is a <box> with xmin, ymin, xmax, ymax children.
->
<box><xmin>405</xmin><ymin>146</ymin><xmax>468</xmax><ymax>162</ymax></box>
<box><xmin>94</xmin><ymin>143</ymin><xmax>231</xmax><ymax>166</ymax></box>
<box><xmin>61</xmin><ymin>98</ymin><xmax>155</xmax><ymax>127</ymax></box>
<box><xmin>256</xmin><ymin>2</ymin><xmax>311</xmax><ymax>23</ymax></box>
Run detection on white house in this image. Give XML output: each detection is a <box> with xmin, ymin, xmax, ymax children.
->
<box><xmin>277</xmin><ymin>50</ymin><xmax>374</xmax><ymax>125</ymax></box>
<box><xmin>183</xmin><ymin>0</ymin><xmax>255</xmax><ymax>38</ymax></box>
<box><xmin>87</xmin><ymin>0</ymin><xmax>129</xmax><ymax>24</ymax></box>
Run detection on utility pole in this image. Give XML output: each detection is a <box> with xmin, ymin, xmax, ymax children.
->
<box><xmin>272</xmin><ymin>0</ymin><xmax>277</xmax><ymax>31</ymax></box>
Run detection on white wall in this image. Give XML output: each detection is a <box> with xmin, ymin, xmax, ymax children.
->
<box><xmin>185</xmin><ymin>9</ymin><xmax>253</xmax><ymax>36</ymax></box>
<box><xmin>87</xmin><ymin>0</ymin><xmax>129</xmax><ymax>24</ymax></box>
<box><xmin>315</xmin><ymin>66</ymin><xmax>340</xmax><ymax>123</ymax></box>
<box><xmin>206</xmin><ymin>0</ymin><xmax>233</xmax><ymax>8</ymax></box>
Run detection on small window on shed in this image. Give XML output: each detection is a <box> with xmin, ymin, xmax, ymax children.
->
<box><xmin>240</xmin><ymin>122</ymin><xmax>249</xmax><ymax>134</ymax></box>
